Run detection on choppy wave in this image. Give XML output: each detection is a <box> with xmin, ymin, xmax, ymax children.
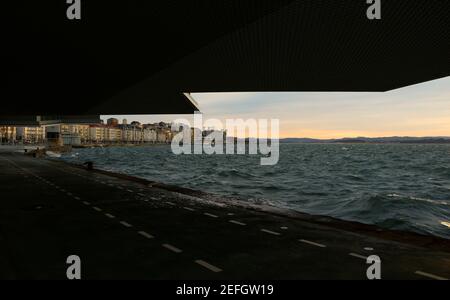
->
<box><xmin>57</xmin><ymin>143</ymin><xmax>450</xmax><ymax>239</ymax></box>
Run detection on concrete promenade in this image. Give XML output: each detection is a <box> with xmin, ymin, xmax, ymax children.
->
<box><xmin>0</xmin><ymin>152</ymin><xmax>449</xmax><ymax>280</ymax></box>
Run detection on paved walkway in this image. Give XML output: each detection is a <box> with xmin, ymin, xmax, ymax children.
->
<box><xmin>0</xmin><ymin>153</ymin><xmax>449</xmax><ymax>279</ymax></box>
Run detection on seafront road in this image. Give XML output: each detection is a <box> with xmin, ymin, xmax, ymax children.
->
<box><xmin>0</xmin><ymin>153</ymin><xmax>449</xmax><ymax>279</ymax></box>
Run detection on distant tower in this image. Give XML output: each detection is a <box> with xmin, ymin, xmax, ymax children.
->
<box><xmin>123</xmin><ymin>119</ymin><xmax>128</xmax><ymax>125</ymax></box>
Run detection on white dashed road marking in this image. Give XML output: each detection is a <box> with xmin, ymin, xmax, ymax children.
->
<box><xmin>105</xmin><ymin>213</ymin><xmax>116</xmax><ymax>219</ymax></box>
<box><xmin>162</xmin><ymin>244</ymin><xmax>183</xmax><ymax>253</ymax></box>
<box><xmin>349</xmin><ymin>253</ymin><xmax>367</xmax><ymax>260</ymax></box>
<box><xmin>415</xmin><ymin>271</ymin><xmax>448</xmax><ymax>280</ymax></box>
<box><xmin>261</xmin><ymin>229</ymin><xmax>281</xmax><ymax>236</ymax></box>
<box><xmin>229</xmin><ymin>220</ymin><xmax>246</xmax><ymax>226</ymax></box>
<box><xmin>204</xmin><ymin>213</ymin><xmax>218</xmax><ymax>218</ymax></box>
<box><xmin>93</xmin><ymin>207</ymin><xmax>102</xmax><ymax>212</ymax></box>
<box><xmin>138</xmin><ymin>231</ymin><xmax>154</xmax><ymax>239</ymax></box>
<box><xmin>82</xmin><ymin>201</ymin><xmax>91</xmax><ymax>205</ymax></box>
<box><xmin>195</xmin><ymin>260</ymin><xmax>222</xmax><ymax>273</ymax></box>
<box><xmin>299</xmin><ymin>239</ymin><xmax>326</xmax><ymax>248</ymax></box>
<box><xmin>183</xmin><ymin>207</ymin><xmax>195</xmax><ymax>211</ymax></box>
<box><xmin>120</xmin><ymin>221</ymin><xmax>133</xmax><ymax>228</ymax></box>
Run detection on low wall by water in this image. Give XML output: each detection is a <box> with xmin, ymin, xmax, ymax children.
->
<box><xmin>0</xmin><ymin>144</ymin><xmax>46</xmax><ymax>153</ymax></box>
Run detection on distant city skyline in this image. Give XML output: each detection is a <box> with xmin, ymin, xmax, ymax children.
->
<box><xmin>102</xmin><ymin>76</ymin><xmax>450</xmax><ymax>139</ymax></box>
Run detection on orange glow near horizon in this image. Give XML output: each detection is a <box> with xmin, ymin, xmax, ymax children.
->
<box><xmin>278</xmin><ymin>127</ymin><xmax>450</xmax><ymax>139</ymax></box>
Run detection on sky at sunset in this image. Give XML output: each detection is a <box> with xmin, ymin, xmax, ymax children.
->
<box><xmin>103</xmin><ymin>76</ymin><xmax>450</xmax><ymax>139</ymax></box>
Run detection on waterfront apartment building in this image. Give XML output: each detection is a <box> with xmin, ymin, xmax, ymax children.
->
<box><xmin>1</xmin><ymin>118</ymin><xmax>182</xmax><ymax>145</ymax></box>
<box><xmin>61</xmin><ymin>124</ymin><xmax>90</xmax><ymax>141</ymax></box>
<box><xmin>44</xmin><ymin>124</ymin><xmax>91</xmax><ymax>146</ymax></box>
<box><xmin>119</xmin><ymin>124</ymin><xmax>160</xmax><ymax>143</ymax></box>
<box><xmin>89</xmin><ymin>124</ymin><xmax>159</xmax><ymax>144</ymax></box>
<box><xmin>15</xmin><ymin>126</ymin><xmax>46</xmax><ymax>144</ymax></box>
<box><xmin>0</xmin><ymin>126</ymin><xmax>17</xmax><ymax>143</ymax></box>
<box><xmin>88</xmin><ymin>126</ymin><xmax>105</xmax><ymax>143</ymax></box>
<box><xmin>146</xmin><ymin>122</ymin><xmax>175</xmax><ymax>144</ymax></box>
<box><xmin>108</xmin><ymin>128</ymin><xmax>123</xmax><ymax>142</ymax></box>
<box><xmin>61</xmin><ymin>124</ymin><xmax>90</xmax><ymax>144</ymax></box>
<box><xmin>143</xmin><ymin>128</ymin><xmax>157</xmax><ymax>142</ymax></box>
<box><xmin>157</xmin><ymin>129</ymin><xmax>170</xmax><ymax>143</ymax></box>
<box><xmin>120</xmin><ymin>125</ymin><xmax>141</xmax><ymax>143</ymax></box>
<box><xmin>89</xmin><ymin>125</ymin><xmax>122</xmax><ymax>143</ymax></box>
